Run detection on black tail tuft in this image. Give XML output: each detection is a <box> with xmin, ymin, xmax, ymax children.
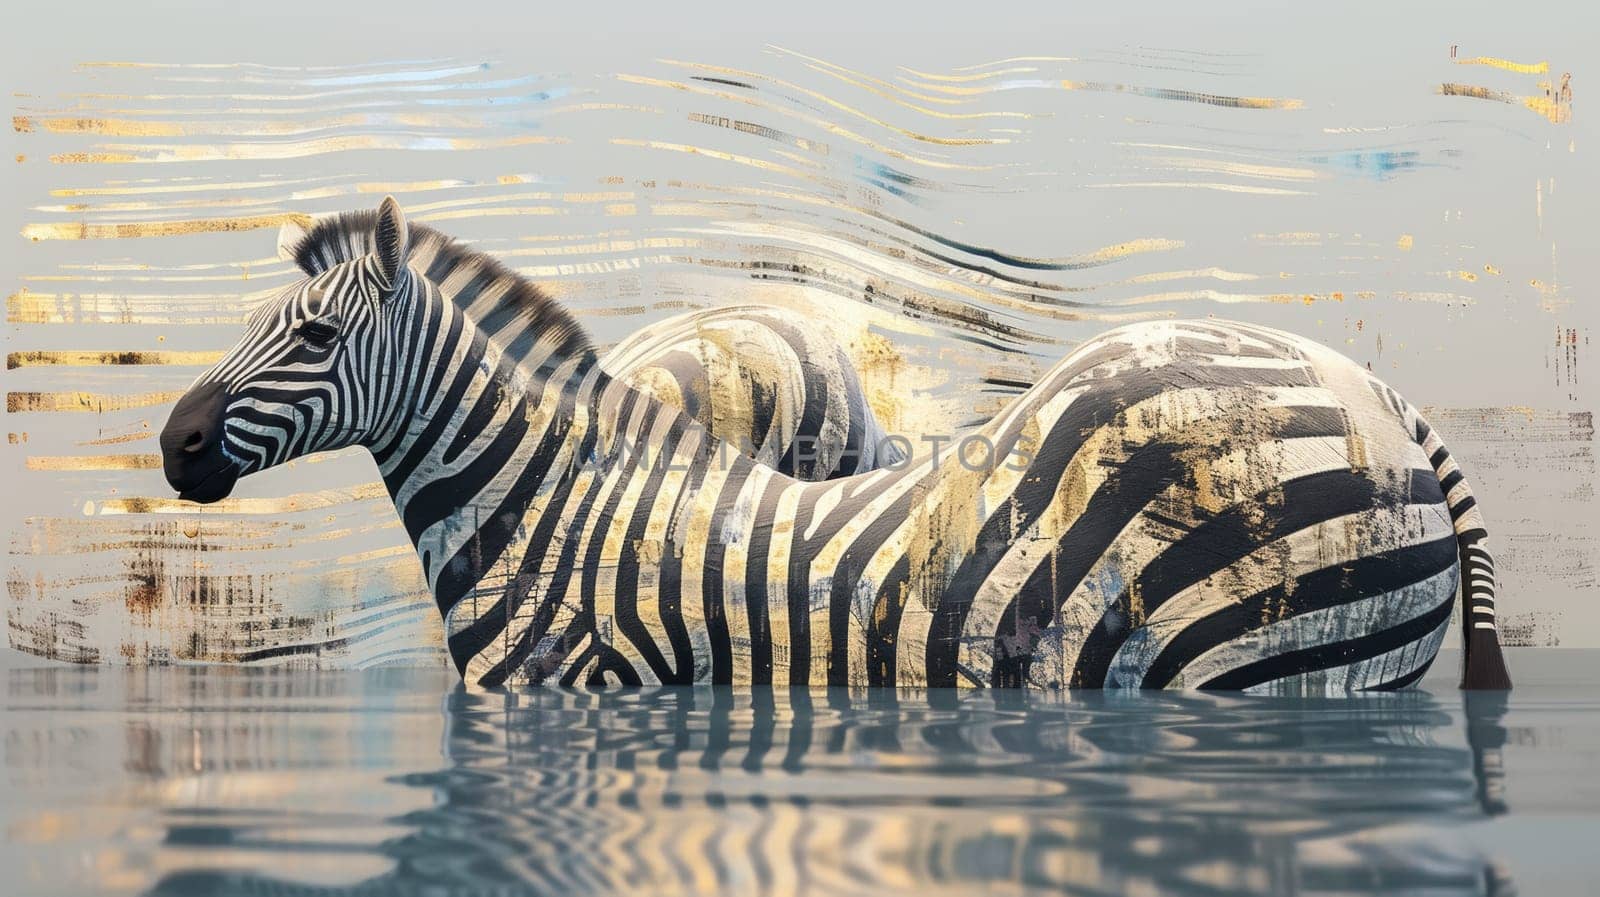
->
<box><xmin>1462</xmin><ymin>606</ymin><xmax>1513</xmax><ymax>690</ymax></box>
<box><xmin>1456</xmin><ymin>531</ymin><xmax>1512</xmax><ymax>690</ymax></box>
<box><xmin>1410</xmin><ymin>410</ymin><xmax>1512</xmax><ymax>690</ymax></box>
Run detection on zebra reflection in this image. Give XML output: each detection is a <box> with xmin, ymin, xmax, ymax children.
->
<box><xmin>146</xmin><ymin>688</ymin><xmax>1514</xmax><ymax>896</ymax></box>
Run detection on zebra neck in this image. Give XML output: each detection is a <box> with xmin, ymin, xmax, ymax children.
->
<box><xmin>374</xmin><ymin>303</ymin><xmax>600</xmax><ymax>615</ymax></box>
<box><xmin>439</xmin><ymin>357</ymin><xmax>790</xmax><ymax>683</ymax></box>
<box><xmin>403</xmin><ymin>231</ymin><xmax>563</xmax><ymax>374</ymax></box>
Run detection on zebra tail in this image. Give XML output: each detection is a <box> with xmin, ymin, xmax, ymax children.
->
<box><xmin>1415</xmin><ymin>414</ymin><xmax>1512</xmax><ymax>690</ymax></box>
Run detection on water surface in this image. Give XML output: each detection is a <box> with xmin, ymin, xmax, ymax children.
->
<box><xmin>3</xmin><ymin>649</ymin><xmax>1598</xmax><ymax>895</ymax></box>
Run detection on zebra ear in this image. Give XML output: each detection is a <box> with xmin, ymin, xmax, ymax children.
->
<box><xmin>275</xmin><ymin>215</ymin><xmax>313</xmax><ymax>269</ymax></box>
<box><xmin>372</xmin><ymin>196</ymin><xmax>410</xmax><ymax>293</ymax></box>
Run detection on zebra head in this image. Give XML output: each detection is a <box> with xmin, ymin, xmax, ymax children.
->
<box><xmin>160</xmin><ymin>196</ymin><xmax>418</xmax><ymax>502</ymax></box>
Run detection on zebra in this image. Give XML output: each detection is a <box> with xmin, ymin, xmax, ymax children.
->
<box><xmin>274</xmin><ymin>217</ymin><xmax>899</xmax><ymax>481</ymax></box>
<box><xmin>161</xmin><ymin>197</ymin><xmax>1512</xmax><ymax>692</ymax></box>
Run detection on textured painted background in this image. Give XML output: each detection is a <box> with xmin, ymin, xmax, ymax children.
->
<box><xmin>3</xmin><ymin>1</ymin><xmax>1593</xmax><ymax>666</ymax></box>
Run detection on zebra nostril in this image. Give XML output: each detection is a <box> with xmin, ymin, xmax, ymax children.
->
<box><xmin>182</xmin><ymin>430</ymin><xmax>209</xmax><ymax>454</ymax></box>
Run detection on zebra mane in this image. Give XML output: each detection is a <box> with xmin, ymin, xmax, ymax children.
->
<box><xmin>286</xmin><ymin>210</ymin><xmax>593</xmax><ymax>362</ymax></box>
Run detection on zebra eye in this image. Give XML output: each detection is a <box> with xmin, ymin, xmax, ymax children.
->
<box><xmin>297</xmin><ymin>320</ymin><xmax>340</xmax><ymax>347</ymax></box>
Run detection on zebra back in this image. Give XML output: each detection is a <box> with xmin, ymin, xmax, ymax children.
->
<box><xmin>603</xmin><ymin>306</ymin><xmax>902</xmax><ymax>480</ymax></box>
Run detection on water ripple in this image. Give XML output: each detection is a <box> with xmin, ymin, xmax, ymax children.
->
<box><xmin>10</xmin><ymin>663</ymin><xmax>1592</xmax><ymax>895</ymax></box>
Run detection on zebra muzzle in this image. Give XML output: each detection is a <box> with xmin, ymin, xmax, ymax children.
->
<box><xmin>160</xmin><ymin>382</ymin><xmax>241</xmax><ymax>503</ymax></box>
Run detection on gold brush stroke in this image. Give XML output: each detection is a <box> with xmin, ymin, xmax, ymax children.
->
<box><xmin>57</xmin><ymin>258</ymin><xmax>281</xmax><ymax>270</ymax></box>
<box><xmin>174</xmin><ymin>68</ymin><xmax>491</xmax><ymax>90</ymax></box>
<box><xmin>8</xmin><ymin>391</ymin><xmax>186</xmax><ymax>413</ymax></box>
<box><xmin>898</xmin><ymin>66</ymin><xmax>1040</xmax><ymax>83</ymax></box>
<box><xmin>1389</xmin><ymin>291</ymin><xmax>1477</xmax><ymax>305</ymax></box>
<box><xmin>392</xmin><ymin>190</ymin><xmax>635</xmax><ymax>219</ymax></box>
<box><xmin>50</xmin><ymin>175</ymin><xmax>348</xmax><ymax>197</ymax></box>
<box><xmin>8</xmin><ymin>350</ymin><xmax>222</xmax><ymax>368</ymax></box>
<box><xmin>80</xmin><ymin>430</ymin><xmax>156</xmax><ymax>446</ymax></box>
<box><xmin>40</xmin><ymin>175</ymin><xmax>551</xmax><ymax>221</ymax></box>
<box><xmin>1138</xmin><ymin>156</ymin><xmax>1319</xmax><ymax>182</ymax></box>
<box><xmin>38</xmin><ymin>194</ymin><xmax>335</xmax><ymax>214</ymax></box>
<box><xmin>687</xmin><ymin>113</ymin><xmax>829</xmax><ymax>155</ymax></box>
<box><xmin>655</xmin><ymin>59</ymin><xmax>1010</xmax><ymax>146</ymax></box>
<box><xmin>514</xmin><ymin>257</ymin><xmax>671</xmax><ymax>279</ymax></box>
<box><xmin>1440</xmin><ymin>83</ymin><xmax>1520</xmax><ymax>102</ymax></box>
<box><xmin>48</xmin><ymin>134</ymin><xmax>567</xmax><ymax>165</ymax></box>
<box><xmin>1455</xmin><ymin>56</ymin><xmax>1549</xmax><ymax>74</ymax></box>
<box><xmin>1252</xmin><ymin>231</ymin><xmax>1325</xmax><ymax>244</ymax></box>
<box><xmin>768</xmin><ymin>148</ymin><xmax>826</xmax><ymax>172</ymax></box>
<box><xmin>25</xmin><ymin>454</ymin><xmax>162</xmax><ymax>470</ymax></box>
<box><xmin>8</xmin><ymin>288</ymin><xmax>267</xmax><ymax>325</ymax></box>
<box><xmin>14</xmin><ymin>105</ymin><xmax>650</xmax><ymax>138</ymax></box>
<box><xmin>1116</xmin><ymin>140</ymin><xmax>1295</xmax><ymax>156</ymax></box>
<box><xmin>1522</xmin><ymin>92</ymin><xmax>1571</xmax><ymax>124</ymax></box>
<box><xmin>74</xmin><ymin>61</ymin><xmax>441</xmax><ymax>74</ymax></box>
<box><xmin>1061</xmin><ymin>80</ymin><xmax>1304</xmax><ymax>110</ymax></box>
<box><xmin>49</xmin><ymin>153</ymin><xmax>140</xmax><ymax>164</ymax></box>
<box><xmin>287</xmin><ymin>544</ymin><xmax>414</xmax><ymax>571</ymax></box>
<box><xmin>89</xmin><ymin>61</ymin><xmax>488</xmax><ymax>86</ymax></box>
<box><xmin>1121</xmin><ymin>267</ymin><xmax>1261</xmax><ymax>285</ymax></box>
<box><xmin>902</xmin><ymin>76</ymin><xmax>1308</xmax><ymax>111</ymax></box>
<box><xmin>51</xmin><ymin>81</ymin><xmax>530</xmax><ymax>105</ymax></box>
<box><xmin>76</xmin><ymin>59</ymin><xmax>470</xmax><ymax>73</ymax></box>
<box><xmin>96</xmin><ymin>482</ymin><xmax>390</xmax><ymax>515</ymax></box>
<box><xmin>496</xmin><ymin>236</ymin><xmax>699</xmax><ymax>258</ymax></box>
<box><xmin>611</xmin><ymin>138</ymin><xmax>817</xmax><ymax>181</ymax></box>
<box><xmin>23</xmin><ymin>269</ymin><xmax>296</xmax><ymax>284</ymax></box>
<box><xmin>950</xmin><ymin>56</ymin><xmax>1078</xmax><ymax>71</ymax></box>
<box><xmin>794</xmin><ymin>61</ymin><xmax>1008</xmax><ymax>113</ymax></box>
<box><xmin>1071</xmin><ymin>238</ymin><xmax>1188</xmax><ymax>264</ymax></box>
<box><xmin>23</xmin><ymin>213</ymin><xmax>312</xmax><ymax>241</ymax></box>
<box><xmin>892</xmin><ymin>77</ymin><xmax>1024</xmax><ymax>99</ymax></box>
<box><xmin>1439</xmin><ymin>82</ymin><xmax>1572</xmax><ymax>123</ymax></box>
<box><xmin>1110</xmin><ymin>289</ymin><xmax>1355</xmax><ymax>307</ymax></box>
<box><xmin>419</xmin><ymin>207</ymin><xmax>564</xmax><ymax>223</ymax></box>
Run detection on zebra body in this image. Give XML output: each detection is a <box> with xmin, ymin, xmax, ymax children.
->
<box><xmin>162</xmin><ymin>199</ymin><xmax>1511</xmax><ymax>691</ymax></box>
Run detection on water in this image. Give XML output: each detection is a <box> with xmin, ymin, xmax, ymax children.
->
<box><xmin>2</xmin><ymin>650</ymin><xmax>1597</xmax><ymax>896</ymax></box>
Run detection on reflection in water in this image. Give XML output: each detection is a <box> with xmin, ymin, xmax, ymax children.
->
<box><xmin>378</xmin><ymin>689</ymin><xmax>1514</xmax><ymax>897</ymax></box>
<box><xmin>1</xmin><ymin>668</ymin><xmax>1526</xmax><ymax>896</ymax></box>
